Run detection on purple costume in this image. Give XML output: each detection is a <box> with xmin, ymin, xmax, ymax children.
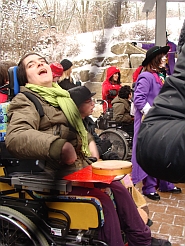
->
<box><xmin>131</xmin><ymin>71</ymin><xmax>175</xmax><ymax>194</ymax></box>
<box><xmin>142</xmin><ymin>41</ymin><xmax>176</xmax><ymax>75</ymax></box>
<box><xmin>166</xmin><ymin>40</ymin><xmax>176</xmax><ymax>75</ymax></box>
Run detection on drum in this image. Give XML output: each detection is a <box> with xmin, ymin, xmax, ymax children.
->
<box><xmin>91</xmin><ymin>160</ymin><xmax>132</xmax><ymax>176</ymax></box>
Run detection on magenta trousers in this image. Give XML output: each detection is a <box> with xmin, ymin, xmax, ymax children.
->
<box><xmin>70</xmin><ymin>181</ymin><xmax>151</xmax><ymax>246</ymax></box>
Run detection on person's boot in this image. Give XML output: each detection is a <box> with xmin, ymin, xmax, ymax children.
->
<box><xmin>150</xmin><ymin>237</ymin><xmax>171</xmax><ymax>246</ymax></box>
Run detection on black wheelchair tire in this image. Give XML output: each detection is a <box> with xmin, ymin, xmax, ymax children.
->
<box><xmin>99</xmin><ymin>129</ymin><xmax>129</xmax><ymax>160</ymax></box>
<box><xmin>0</xmin><ymin>205</ymin><xmax>49</xmax><ymax>246</ymax></box>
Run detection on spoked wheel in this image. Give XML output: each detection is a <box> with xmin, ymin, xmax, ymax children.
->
<box><xmin>99</xmin><ymin>129</ymin><xmax>129</xmax><ymax>160</ymax></box>
<box><xmin>0</xmin><ymin>206</ymin><xmax>49</xmax><ymax>246</ymax></box>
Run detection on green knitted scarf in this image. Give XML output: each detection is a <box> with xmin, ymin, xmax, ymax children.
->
<box><xmin>25</xmin><ymin>82</ymin><xmax>90</xmax><ymax>156</ymax></box>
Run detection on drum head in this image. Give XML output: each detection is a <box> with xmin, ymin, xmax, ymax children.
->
<box><xmin>92</xmin><ymin>160</ymin><xmax>132</xmax><ymax>176</ymax></box>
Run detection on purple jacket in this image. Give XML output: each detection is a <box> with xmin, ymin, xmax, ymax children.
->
<box><xmin>142</xmin><ymin>41</ymin><xmax>177</xmax><ymax>75</ymax></box>
<box><xmin>131</xmin><ymin>71</ymin><xmax>162</xmax><ymax>184</ymax></box>
<box><xmin>166</xmin><ymin>40</ymin><xmax>176</xmax><ymax>75</ymax></box>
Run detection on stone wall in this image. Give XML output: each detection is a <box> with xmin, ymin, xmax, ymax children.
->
<box><xmin>72</xmin><ymin>42</ymin><xmax>146</xmax><ymax>118</ymax></box>
<box><xmin>73</xmin><ymin>42</ymin><xmax>146</xmax><ymax>87</ymax></box>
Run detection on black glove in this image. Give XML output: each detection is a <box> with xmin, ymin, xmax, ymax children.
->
<box><xmin>99</xmin><ymin>139</ymin><xmax>112</xmax><ymax>156</ymax></box>
<box><xmin>109</xmin><ymin>89</ymin><xmax>117</xmax><ymax>96</ymax></box>
<box><xmin>131</xmin><ymin>42</ymin><xmax>137</xmax><ymax>46</ymax></box>
<box><xmin>102</xmin><ymin>151</ymin><xmax>121</xmax><ymax>160</ymax></box>
<box><xmin>88</xmin><ymin>157</ymin><xmax>97</xmax><ymax>162</ymax></box>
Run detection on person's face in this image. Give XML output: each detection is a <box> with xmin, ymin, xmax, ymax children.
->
<box><xmin>128</xmin><ymin>92</ymin><xmax>132</xmax><ymax>100</ymax></box>
<box><xmin>78</xmin><ymin>97</ymin><xmax>95</xmax><ymax>118</ymax></box>
<box><xmin>23</xmin><ymin>54</ymin><xmax>53</xmax><ymax>87</ymax></box>
<box><xmin>112</xmin><ymin>72</ymin><xmax>119</xmax><ymax>82</ymax></box>
<box><xmin>159</xmin><ymin>55</ymin><xmax>167</xmax><ymax>68</ymax></box>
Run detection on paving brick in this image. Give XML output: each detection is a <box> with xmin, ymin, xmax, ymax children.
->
<box><xmin>159</xmin><ymin>223</ymin><xmax>184</xmax><ymax>237</ymax></box>
<box><xmin>178</xmin><ymin>200</ymin><xmax>185</xmax><ymax>208</ymax></box>
<box><xmin>166</xmin><ymin>206</ymin><xmax>185</xmax><ymax>217</ymax></box>
<box><xmin>136</xmin><ymin>181</ymin><xmax>185</xmax><ymax>245</ymax></box>
<box><xmin>152</xmin><ymin>212</ymin><xmax>174</xmax><ymax>224</ymax></box>
<box><xmin>150</xmin><ymin>221</ymin><xmax>161</xmax><ymax>233</ymax></box>
<box><xmin>174</xmin><ymin>215</ymin><xmax>185</xmax><ymax>227</ymax></box>
<box><xmin>148</xmin><ymin>203</ymin><xmax>167</xmax><ymax>213</ymax></box>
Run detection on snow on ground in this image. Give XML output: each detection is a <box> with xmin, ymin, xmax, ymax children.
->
<box><xmin>60</xmin><ymin>17</ymin><xmax>183</xmax><ymax>77</ymax></box>
<box><xmin>71</xmin><ymin>17</ymin><xmax>184</xmax><ymax>62</ymax></box>
<box><xmin>41</xmin><ymin>17</ymin><xmax>184</xmax><ymax>63</ymax></box>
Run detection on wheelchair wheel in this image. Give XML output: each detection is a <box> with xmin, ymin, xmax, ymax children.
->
<box><xmin>99</xmin><ymin>129</ymin><xmax>129</xmax><ymax>160</ymax></box>
<box><xmin>0</xmin><ymin>206</ymin><xmax>49</xmax><ymax>246</ymax></box>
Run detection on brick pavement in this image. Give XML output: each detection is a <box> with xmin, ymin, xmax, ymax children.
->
<box><xmin>135</xmin><ymin>182</ymin><xmax>185</xmax><ymax>246</ymax></box>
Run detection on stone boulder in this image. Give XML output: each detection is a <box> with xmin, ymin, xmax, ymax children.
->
<box><xmin>72</xmin><ymin>42</ymin><xmax>146</xmax><ymax>90</ymax></box>
<box><xmin>130</xmin><ymin>54</ymin><xmax>145</xmax><ymax>68</ymax></box>
<box><xmin>101</xmin><ymin>55</ymin><xmax>129</xmax><ymax>68</ymax></box>
<box><xmin>111</xmin><ymin>42</ymin><xmax>146</xmax><ymax>55</ymax></box>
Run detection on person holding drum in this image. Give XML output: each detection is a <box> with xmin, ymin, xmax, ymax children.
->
<box><xmin>69</xmin><ymin>85</ymin><xmax>153</xmax><ymax>222</ymax></box>
<box><xmin>5</xmin><ymin>53</ymin><xmax>171</xmax><ymax>246</ymax></box>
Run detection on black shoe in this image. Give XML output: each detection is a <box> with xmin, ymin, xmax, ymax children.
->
<box><xmin>160</xmin><ymin>186</ymin><xmax>182</xmax><ymax>194</ymax></box>
<box><xmin>144</xmin><ymin>192</ymin><xmax>160</xmax><ymax>201</ymax></box>
<box><xmin>150</xmin><ymin>237</ymin><xmax>171</xmax><ymax>246</ymax></box>
<box><xmin>167</xmin><ymin>186</ymin><xmax>182</xmax><ymax>194</ymax></box>
<box><xmin>147</xmin><ymin>218</ymin><xmax>153</xmax><ymax>227</ymax></box>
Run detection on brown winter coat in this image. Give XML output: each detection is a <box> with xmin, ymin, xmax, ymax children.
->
<box><xmin>5</xmin><ymin>86</ymin><xmax>93</xmax><ymax>175</ymax></box>
<box><xmin>111</xmin><ymin>96</ymin><xmax>132</xmax><ymax>123</ymax></box>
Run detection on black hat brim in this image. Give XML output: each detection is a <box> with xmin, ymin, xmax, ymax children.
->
<box><xmin>85</xmin><ymin>92</ymin><xmax>96</xmax><ymax>101</ymax></box>
<box><xmin>142</xmin><ymin>46</ymin><xmax>170</xmax><ymax>67</ymax></box>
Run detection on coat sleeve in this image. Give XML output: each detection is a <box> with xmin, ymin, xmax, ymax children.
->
<box><xmin>134</xmin><ymin>75</ymin><xmax>152</xmax><ymax>112</ymax></box>
<box><xmin>5</xmin><ymin>93</ymin><xmax>65</xmax><ymax>160</ymax></box>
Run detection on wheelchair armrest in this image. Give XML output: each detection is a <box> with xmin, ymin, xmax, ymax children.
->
<box><xmin>9</xmin><ymin>172</ymin><xmax>72</xmax><ymax>193</ymax></box>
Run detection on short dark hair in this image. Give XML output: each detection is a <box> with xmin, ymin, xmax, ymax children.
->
<box><xmin>17</xmin><ymin>52</ymin><xmax>48</xmax><ymax>86</ymax></box>
<box><xmin>118</xmin><ymin>85</ymin><xmax>131</xmax><ymax>99</ymax></box>
<box><xmin>0</xmin><ymin>61</ymin><xmax>17</xmax><ymax>87</ymax></box>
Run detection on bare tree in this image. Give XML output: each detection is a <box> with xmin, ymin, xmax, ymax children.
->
<box><xmin>35</xmin><ymin>0</ymin><xmax>75</xmax><ymax>33</ymax></box>
<box><xmin>72</xmin><ymin>0</ymin><xmax>90</xmax><ymax>33</ymax></box>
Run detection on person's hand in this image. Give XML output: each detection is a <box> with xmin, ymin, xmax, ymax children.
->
<box><xmin>61</xmin><ymin>142</ymin><xmax>77</xmax><ymax>165</ymax></box>
<box><xmin>131</xmin><ymin>42</ymin><xmax>137</xmax><ymax>46</ymax></box>
<box><xmin>109</xmin><ymin>89</ymin><xmax>117</xmax><ymax>96</ymax></box>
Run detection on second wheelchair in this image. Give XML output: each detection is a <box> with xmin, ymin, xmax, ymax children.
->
<box><xmin>95</xmin><ymin>100</ymin><xmax>134</xmax><ymax>161</ymax></box>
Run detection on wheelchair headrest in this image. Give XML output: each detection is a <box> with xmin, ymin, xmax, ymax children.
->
<box><xmin>8</xmin><ymin>66</ymin><xmax>20</xmax><ymax>100</ymax></box>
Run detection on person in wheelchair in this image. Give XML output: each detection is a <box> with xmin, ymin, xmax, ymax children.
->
<box><xmin>5</xmin><ymin>52</ymin><xmax>171</xmax><ymax>246</ymax></box>
<box><xmin>69</xmin><ymin>85</ymin><xmax>120</xmax><ymax>161</ymax></box>
<box><xmin>111</xmin><ymin>85</ymin><xmax>134</xmax><ymax>135</ymax></box>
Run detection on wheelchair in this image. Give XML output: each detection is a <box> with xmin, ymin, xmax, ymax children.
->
<box><xmin>0</xmin><ymin>66</ymin><xmax>111</xmax><ymax>246</ymax></box>
<box><xmin>95</xmin><ymin>100</ymin><xmax>134</xmax><ymax>161</ymax></box>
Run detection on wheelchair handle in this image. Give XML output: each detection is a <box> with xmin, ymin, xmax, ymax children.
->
<box><xmin>97</xmin><ymin>99</ymin><xmax>109</xmax><ymax>111</ymax></box>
